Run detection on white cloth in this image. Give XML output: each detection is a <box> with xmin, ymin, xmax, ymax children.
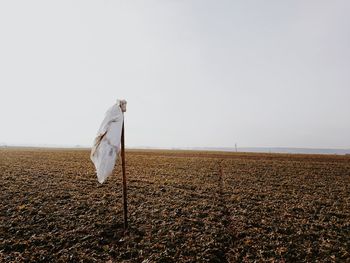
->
<box><xmin>91</xmin><ymin>100</ymin><xmax>125</xmax><ymax>183</ymax></box>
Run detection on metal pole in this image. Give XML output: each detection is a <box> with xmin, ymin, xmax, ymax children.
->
<box><xmin>121</xmin><ymin>118</ymin><xmax>128</xmax><ymax>230</ymax></box>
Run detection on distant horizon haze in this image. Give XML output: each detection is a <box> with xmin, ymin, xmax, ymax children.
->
<box><xmin>1</xmin><ymin>143</ymin><xmax>349</xmax><ymax>156</ymax></box>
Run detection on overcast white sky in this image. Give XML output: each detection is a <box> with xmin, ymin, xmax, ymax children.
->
<box><xmin>0</xmin><ymin>1</ymin><xmax>349</xmax><ymax>149</ymax></box>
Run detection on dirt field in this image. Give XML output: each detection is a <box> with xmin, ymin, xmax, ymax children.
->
<box><xmin>0</xmin><ymin>148</ymin><xmax>349</xmax><ymax>262</ymax></box>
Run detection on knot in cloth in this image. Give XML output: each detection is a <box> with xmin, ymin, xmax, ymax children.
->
<box><xmin>119</xmin><ymin>100</ymin><xmax>127</xmax><ymax>112</ymax></box>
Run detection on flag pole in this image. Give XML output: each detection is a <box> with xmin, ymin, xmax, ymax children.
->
<box><xmin>121</xmin><ymin>116</ymin><xmax>128</xmax><ymax>230</ymax></box>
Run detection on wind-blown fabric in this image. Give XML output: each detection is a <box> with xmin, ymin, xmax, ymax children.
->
<box><xmin>91</xmin><ymin>101</ymin><xmax>124</xmax><ymax>183</ymax></box>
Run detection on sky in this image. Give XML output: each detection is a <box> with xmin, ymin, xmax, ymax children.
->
<box><xmin>0</xmin><ymin>0</ymin><xmax>349</xmax><ymax>149</ymax></box>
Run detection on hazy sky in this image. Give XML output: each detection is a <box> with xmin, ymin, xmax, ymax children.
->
<box><xmin>0</xmin><ymin>1</ymin><xmax>349</xmax><ymax>149</ymax></box>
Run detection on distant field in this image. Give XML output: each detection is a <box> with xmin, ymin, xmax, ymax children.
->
<box><xmin>1</xmin><ymin>149</ymin><xmax>349</xmax><ymax>262</ymax></box>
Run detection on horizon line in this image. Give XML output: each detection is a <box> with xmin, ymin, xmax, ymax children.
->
<box><xmin>1</xmin><ymin>144</ymin><xmax>349</xmax><ymax>155</ymax></box>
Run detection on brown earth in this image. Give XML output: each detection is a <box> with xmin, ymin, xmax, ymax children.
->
<box><xmin>0</xmin><ymin>148</ymin><xmax>349</xmax><ymax>262</ymax></box>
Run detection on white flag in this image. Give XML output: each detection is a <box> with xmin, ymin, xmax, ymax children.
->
<box><xmin>91</xmin><ymin>100</ymin><xmax>126</xmax><ymax>183</ymax></box>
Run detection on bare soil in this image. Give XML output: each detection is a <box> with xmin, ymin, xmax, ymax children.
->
<box><xmin>0</xmin><ymin>148</ymin><xmax>349</xmax><ymax>262</ymax></box>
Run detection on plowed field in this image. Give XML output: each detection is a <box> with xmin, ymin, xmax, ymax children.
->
<box><xmin>1</xmin><ymin>148</ymin><xmax>349</xmax><ymax>262</ymax></box>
